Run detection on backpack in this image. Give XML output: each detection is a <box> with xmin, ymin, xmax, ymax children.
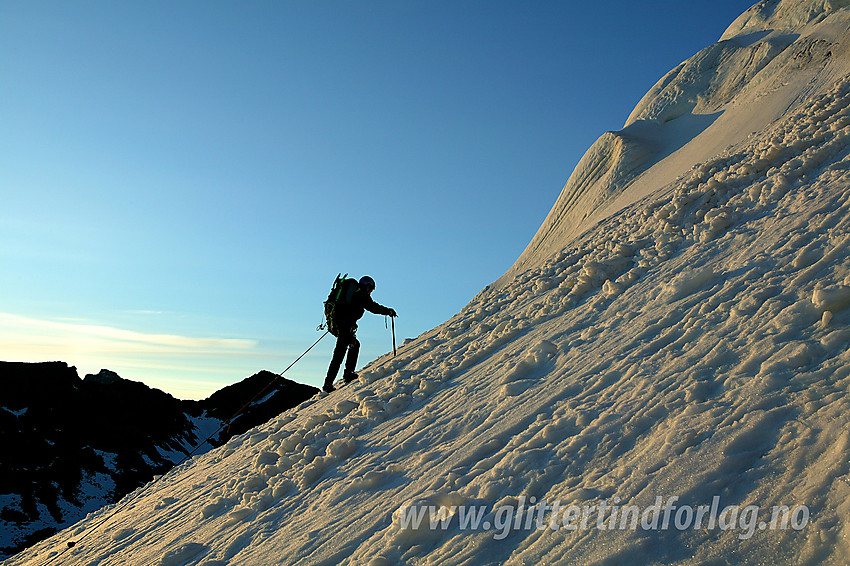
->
<box><xmin>323</xmin><ymin>273</ymin><xmax>357</xmax><ymax>336</ymax></box>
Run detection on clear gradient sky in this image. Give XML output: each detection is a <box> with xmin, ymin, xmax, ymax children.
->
<box><xmin>1</xmin><ymin>1</ymin><xmax>754</xmax><ymax>398</ymax></box>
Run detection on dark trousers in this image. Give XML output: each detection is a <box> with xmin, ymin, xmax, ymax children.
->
<box><xmin>325</xmin><ymin>327</ymin><xmax>359</xmax><ymax>387</ymax></box>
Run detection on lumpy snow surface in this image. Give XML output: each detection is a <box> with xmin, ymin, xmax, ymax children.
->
<box><xmin>9</xmin><ymin>2</ymin><xmax>850</xmax><ymax>565</ymax></box>
<box><xmin>14</xmin><ymin>70</ymin><xmax>850</xmax><ymax>566</ymax></box>
<box><xmin>506</xmin><ymin>0</ymin><xmax>850</xmax><ymax>282</ymax></box>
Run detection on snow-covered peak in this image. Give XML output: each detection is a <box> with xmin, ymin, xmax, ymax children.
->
<box><xmin>720</xmin><ymin>0</ymin><xmax>847</xmax><ymax>41</ymax></box>
<box><xmin>501</xmin><ymin>0</ymin><xmax>850</xmax><ymax>286</ymax></box>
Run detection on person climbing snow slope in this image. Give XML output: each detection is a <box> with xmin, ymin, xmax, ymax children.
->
<box><xmin>324</xmin><ymin>275</ymin><xmax>396</xmax><ymax>392</ymax></box>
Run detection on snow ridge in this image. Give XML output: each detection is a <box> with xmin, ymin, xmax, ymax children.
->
<box><xmin>505</xmin><ymin>0</ymin><xmax>850</xmax><ymax>283</ymax></box>
<box><xmin>721</xmin><ymin>0</ymin><xmax>849</xmax><ymax>41</ymax></box>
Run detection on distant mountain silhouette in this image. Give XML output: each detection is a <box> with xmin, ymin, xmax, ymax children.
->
<box><xmin>0</xmin><ymin>361</ymin><xmax>317</xmax><ymax>557</ymax></box>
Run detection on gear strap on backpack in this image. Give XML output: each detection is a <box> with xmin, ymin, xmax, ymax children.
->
<box><xmin>321</xmin><ymin>273</ymin><xmax>356</xmax><ymax>336</ymax></box>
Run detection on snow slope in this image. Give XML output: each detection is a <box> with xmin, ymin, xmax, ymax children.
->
<box><xmin>8</xmin><ymin>1</ymin><xmax>850</xmax><ymax>564</ymax></box>
<box><xmin>504</xmin><ymin>0</ymin><xmax>850</xmax><ymax>283</ymax></box>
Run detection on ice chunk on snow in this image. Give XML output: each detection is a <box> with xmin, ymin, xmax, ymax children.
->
<box><xmin>602</xmin><ymin>279</ymin><xmax>624</xmax><ymax>296</ymax></box>
<box><xmin>111</xmin><ymin>527</ymin><xmax>133</xmax><ymax>541</ymax></box>
<box><xmin>253</xmin><ymin>451</ymin><xmax>279</xmax><ymax>469</ymax></box>
<box><xmin>500</xmin><ymin>381</ymin><xmax>529</xmax><ymax>397</ymax></box>
<box><xmin>154</xmin><ymin>497</ymin><xmax>178</xmax><ymax>509</ymax></box>
<box><xmin>359</xmin><ymin>396</ymin><xmax>385</xmax><ymax>418</ymax></box>
<box><xmin>326</xmin><ymin>437</ymin><xmax>357</xmax><ymax>461</ymax></box>
<box><xmin>660</xmin><ymin>267</ymin><xmax>715</xmax><ymax>302</ymax></box>
<box><xmin>275</xmin><ymin>431</ymin><xmax>303</xmax><ymax>455</ymax></box>
<box><xmin>812</xmin><ymin>285</ymin><xmax>850</xmax><ymax>311</ymax></box>
<box><xmin>237</xmin><ymin>474</ymin><xmax>266</xmax><ymax>494</ymax></box>
<box><xmin>226</xmin><ymin>507</ymin><xmax>254</xmax><ymax>523</ymax></box>
<box><xmin>160</xmin><ymin>542</ymin><xmax>205</xmax><ymax>566</ymax></box>
<box><xmin>334</xmin><ymin>399</ymin><xmax>359</xmax><ymax>416</ymax></box>
<box><xmin>200</xmin><ymin>497</ymin><xmax>233</xmax><ymax>519</ymax></box>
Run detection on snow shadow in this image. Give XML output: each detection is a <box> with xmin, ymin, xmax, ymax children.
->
<box><xmin>620</xmin><ymin>109</ymin><xmax>724</xmax><ymax>174</ymax></box>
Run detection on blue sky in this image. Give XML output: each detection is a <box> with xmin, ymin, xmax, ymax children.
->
<box><xmin>0</xmin><ymin>0</ymin><xmax>754</xmax><ymax>398</ymax></box>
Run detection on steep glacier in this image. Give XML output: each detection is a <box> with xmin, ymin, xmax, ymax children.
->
<box><xmin>504</xmin><ymin>0</ymin><xmax>850</xmax><ymax>283</ymax></box>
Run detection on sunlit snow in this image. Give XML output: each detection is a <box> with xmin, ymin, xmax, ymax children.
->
<box><xmin>9</xmin><ymin>1</ymin><xmax>850</xmax><ymax>565</ymax></box>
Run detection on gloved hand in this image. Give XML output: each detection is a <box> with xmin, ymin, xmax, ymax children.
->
<box><xmin>388</xmin><ymin>308</ymin><xmax>397</xmax><ymax>317</ymax></box>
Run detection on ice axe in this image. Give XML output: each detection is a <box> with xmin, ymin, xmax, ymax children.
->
<box><xmin>392</xmin><ymin>315</ymin><xmax>397</xmax><ymax>357</ymax></box>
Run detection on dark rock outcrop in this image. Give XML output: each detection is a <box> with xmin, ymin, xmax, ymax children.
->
<box><xmin>0</xmin><ymin>361</ymin><xmax>317</xmax><ymax>558</ymax></box>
